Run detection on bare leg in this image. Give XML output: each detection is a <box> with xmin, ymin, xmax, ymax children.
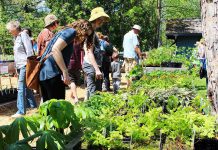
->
<box><xmin>126</xmin><ymin>78</ymin><xmax>131</xmax><ymax>88</ymax></box>
<box><xmin>70</xmin><ymin>82</ymin><xmax>79</xmax><ymax>104</ymax></box>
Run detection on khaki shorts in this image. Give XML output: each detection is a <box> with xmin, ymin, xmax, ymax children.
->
<box><xmin>124</xmin><ymin>58</ymin><xmax>137</xmax><ymax>76</ymax></box>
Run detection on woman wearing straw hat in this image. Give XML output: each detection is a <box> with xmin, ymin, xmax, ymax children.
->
<box><xmin>82</xmin><ymin>7</ymin><xmax>110</xmax><ymax>100</ymax></box>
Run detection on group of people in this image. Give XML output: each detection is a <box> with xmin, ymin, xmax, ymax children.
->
<box><xmin>6</xmin><ymin>7</ymin><xmax>142</xmax><ymax>118</ymax></box>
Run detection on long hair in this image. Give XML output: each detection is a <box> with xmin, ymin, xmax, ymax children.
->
<box><xmin>67</xmin><ymin>19</ymin><xmax>94</xmax><ymax>48</ymax></box>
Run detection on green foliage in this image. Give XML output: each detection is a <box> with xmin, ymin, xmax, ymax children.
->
<box><xmin>80</xmin><ymin>69</ymin><xmax>213</xmax><ymax>149</ymax></box>
<box><xmin>39</xmin><ymin>99</ymin><xmax>79</xmax><ymax>129</ymax></box>
<box><xmin>6</xmin><ymin>143</ymin><xmax>32</xmax><ymax>150</ymax></box>
<box><xmin>0</xmin><ymin>68</ymin><xmax>214</xmax><ymax>149</ymax></box>
<box><xmin>127</xmin><ymin>64</ymin><xmax>144</xmax><ymax>79</ymax></box>
<box><xmin>0</xmin><ymin>99</ymin><xmax>84</xmax><ymax>150</ymax></box>
<box><xmin>161</xmin><ymin>106</ymin><xmax>215</xmax><ymax>145</ymax></box>
<box><xmin>164</xmin><ymin>0</ymin><xmax>200</xmax><ymax>19</ymax></box>
<box><xmin>145</xmin><ymin>45</ymin><xmax>196</xmax><ymax>67</ymax></box>
<box><xmin>36</xmin><ymin>130</ymin><xmax>65</xmax><ymax>150</ymax></box>
<box><xmin>0</xmin><ymin>0</ymin><xmax>200</xmax><ymax>55</ymax></box>
<box><xmin>145</xmin><ymin>46</ymin><xmax>175</xmax><ymax>66</ymax></box>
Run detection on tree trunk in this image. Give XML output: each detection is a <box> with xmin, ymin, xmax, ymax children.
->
<box><xmin>157</xmin><ymin>0</ymin><xmax>162</xmax><ymax>47</ymax></box>
<box><xmin>201</xmin><ymin>0</ymin><xmax>218</xmax><ymax>114</ymax></box>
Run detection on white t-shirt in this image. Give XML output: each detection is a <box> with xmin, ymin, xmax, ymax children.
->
<box><xmin>13</xmin><ymin>31</ymin><xmax>34</xmax><ymax>69</ymax></box>
<box><xmin>123</xmin><ymin>30</ymin><xmax>139</xmax><ymax>59</ymax></box>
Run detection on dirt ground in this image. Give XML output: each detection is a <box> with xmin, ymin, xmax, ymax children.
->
<box><xmin>0</xmin><ymin>75</ymin><xmax>127</xmax><ymax>126</ymax></box>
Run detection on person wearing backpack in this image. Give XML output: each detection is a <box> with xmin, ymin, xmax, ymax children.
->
<box><xmin>6</xmin><ymin>21</ymin><xmax>37</xmax><ymax>118</ymax></box>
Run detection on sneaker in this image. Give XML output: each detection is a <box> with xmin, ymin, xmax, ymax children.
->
<box><xmin>102</xmin><ymin>88</ymin><xmax>107</xmax><ymax>92</ymax></box>
<box><xmin>11</xmin><ymin>113</ymin><xmax>24</xmax><ymax>118</ymax></box>
<box><xmin>26</xmin><ymin>107</ymin><xmax>37</xmax><ymax>111</ymax></box>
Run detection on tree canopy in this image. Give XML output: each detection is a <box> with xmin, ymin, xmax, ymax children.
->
<box><xmin>0</xmin><ymin>0</ymin><xmax>200</xmax><ymax>55</ymax></box>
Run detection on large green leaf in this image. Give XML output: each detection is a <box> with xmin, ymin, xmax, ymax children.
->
<box><xmin>5</xmin><ymin>118</ymin><xmax>19</xmax><ymax>144</ymax></box>
<box><xmin>36</xmin><ymin>130</ymin><xmax>65</xmax><ymax>150</ymax></box>
<box><xmin>47</xmin><ymin>99</ymin><xmax>79</xmax><ymax>129</ymax></box>
<box><xmin>6</xmin><ymin>143</ymin><xmax>32</xmax><ymax>150</ymax></box>
<box><xmin>5</xmin><ymin>117</ymin><xmax>39</xmax><ymax>144</ymax></box>
<box><xmin>36</xmin><ymin>133</ymin><xmax>46</xmax><ymax>150</ymax></box>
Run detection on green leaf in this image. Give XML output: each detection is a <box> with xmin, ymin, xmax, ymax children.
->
<box><xmin>5</xmin><ymin>118</ymin><xmax>19</xmax><ymax>144</ymax></box>
<box><xmin>26</xmin><ymin>119</ymin><xmax>38</xmax><ymax>133</ymax></box>
<box><xmin>6</xmin><ymin>143</ymin><xmax>32</xmax><ymax>150</ymax></box>
<box><xmin>36</xmin><ymin>133</ymin><xmax>46</xmax><ymax>150</ymax></box>
<box><xmin>46</xmin><ymin>133</ymin><xmax>58</xmax><ymax>150</ymax></box>
<box><xmin>36</xmin><ymin>130</ymin><xmax>65</xmax><ymax>150</ymax></box>
<box><xmin>19</xmin><ymin>118</ymin><xmax>29</xmax><ymax>139</ymax></box>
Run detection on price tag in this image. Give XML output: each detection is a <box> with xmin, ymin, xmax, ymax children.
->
<box><xmin>0</xmin><ymin>66</ymin><xmax>8</xmax><ymax>74</ymax></box>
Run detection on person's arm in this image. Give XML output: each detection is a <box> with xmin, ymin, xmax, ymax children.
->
<box><xmin>21</xmin><ymin>32</ymin><xmax>34</xmax><ymax>57</ymax></box>
<box><xmin>87</xmin><ymin>47</ymin><xmax>102</xmax><ymax>79</ymax></box>
<box><xmin>44</xmin><ymin>32</ymin><xmax>54</xmax><ymax>48</ymax></box>
<box><xmin>133</xmin><ymin>34</ymin><xmax>142</xmax><ymax>58</ymax></box>
<box><xmin>135</xmin><ymin>46</ymin><xmax>142</xmax><ymax>58</ymax></box>
<box><xmin>51</xmin><ymin>38</ymin><xmax>70</xmax><ymax>85</ymax></box>
<box><xmin>84</xmin><ymin>40</ymin><xmax>102</xmax><ymax>79</ymax></box>
<box><xmin>113</xmin><ymin>46</ymin><xmax>118</xmax><ymax>52</ymax></box>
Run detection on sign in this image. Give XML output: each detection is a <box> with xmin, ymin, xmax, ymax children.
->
<box><xmin>0</xmin><ymin>65</ymin><xmax>8</xmax><ymax>74</ymax></box>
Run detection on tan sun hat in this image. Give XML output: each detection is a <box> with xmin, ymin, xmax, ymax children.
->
<box><xmin>132</xmin><ymin>25</ymin><xmax>141</xmax><ymax>31</ymax></box>
<box><xmin>89</xmin><ymin>7</ymin><xmax>110</xmax><ymax>22</ymax></box>
<box><xmin>44</xmin><ymin>14</ymin><xmax>58</xmax><ymax>27</ymax></box>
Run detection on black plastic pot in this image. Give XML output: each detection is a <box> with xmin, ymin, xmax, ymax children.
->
<box><xmin>161</xmin><ymin>62</ymin><xmax>170</xmax><ymax>67</ymax></box>
<box><xmin>194</xmin><ymin>138</ymin><xmax>218</xmax><ymax>150</ymax></box>
<box><xmin>169</xmin><ymin>62</ymin><xmax>182</xmax><ymax>68</ymax></box>
<box><xmin>161</xmin><ymin>62</ymin><xmax>182</xmax><ymax>68</ymax></box>
<box><xmin>0</xmin><ymin>88</ymin><xmax>17</xmax><ymax>104</ymax></box>
<box><xmin>146</xmin><ymin>65</ymin><xmax>161</xmax><ymax>67</ymax></box>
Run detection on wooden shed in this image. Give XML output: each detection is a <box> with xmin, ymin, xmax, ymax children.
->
<box><xmin>166</xmin><ymin>19</ymin><xmax>202</xmax><ymax>47</ymax></box>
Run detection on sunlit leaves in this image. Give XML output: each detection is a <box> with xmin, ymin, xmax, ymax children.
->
<box><xmin>36</xmin><ymin>130</ymin><xmax>65</xmax><ymax>150</ymax></box>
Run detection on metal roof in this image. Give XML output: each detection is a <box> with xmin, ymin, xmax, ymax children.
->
<box><xmin>166</xmin><ymin>19</ymin><xmax>202</xmax><ymax>38</ymax></box>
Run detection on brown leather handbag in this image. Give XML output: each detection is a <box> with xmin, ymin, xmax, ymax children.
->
<box><xmin>26</xmin><ymin>55</ymin><xmax>50</xmax><ymax>91</ymax></box>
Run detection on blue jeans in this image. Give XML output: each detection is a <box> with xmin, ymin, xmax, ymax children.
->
<box><xmin>17</xmin><ymin>66</ymin><xmax>37</xmax><ymax>114</ymax></box>
<box><xmin>83</xmin><ymin>62</ymin><xmax>96</xmax><ymax>99</ymax></box>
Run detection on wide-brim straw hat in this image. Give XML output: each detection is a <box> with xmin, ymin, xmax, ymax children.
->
<box><xmin>89</xmin><ymin>7</ymin><xmax>110</xmax><ymax>22</ymax></box>
<box><xmin>44</xmin><ymin>14</ymin><xmax>58</xmax><ymax>27</ymax></box>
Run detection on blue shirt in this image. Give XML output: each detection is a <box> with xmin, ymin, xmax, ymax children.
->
<box><xmin>99</xmin><ymin>39</ymin><xmax>107</xmax><ymax>51</ymax></box>
<box><xmin>123</xmin><ymin>30</ymin><xmax>139</xmax><ymax>59</ymax></box>
<box><xmin>39</xmin><ymin>28</ymin><xmax>76</xmax><ymax>81</ymax></box>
